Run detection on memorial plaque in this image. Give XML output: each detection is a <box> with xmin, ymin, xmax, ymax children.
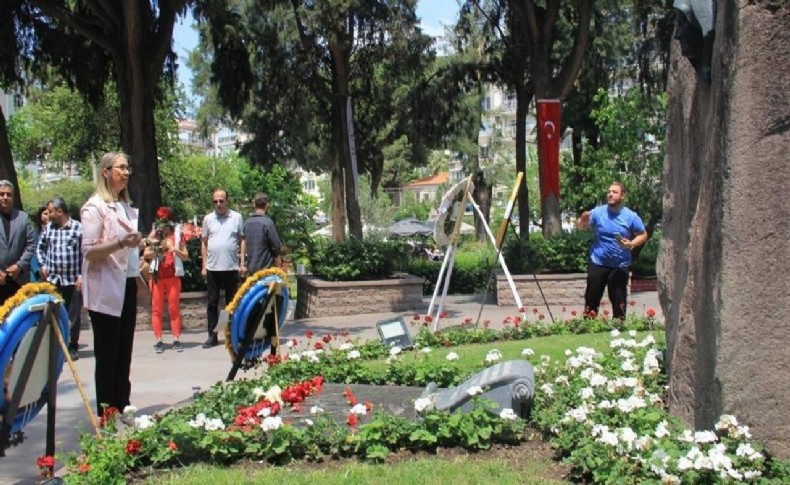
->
<box><xmin>425</xmin><ymin>360</ymin><xmax>534</xmax><ymax>418</ymax></box>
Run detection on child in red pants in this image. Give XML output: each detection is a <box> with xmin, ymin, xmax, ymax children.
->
<box><xmin>144</xmin><ymin>207</ymin><xmax>189</xmax><ymax>353</ymax></box>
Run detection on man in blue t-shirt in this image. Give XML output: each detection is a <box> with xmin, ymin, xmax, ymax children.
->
<box><xmin>576</xmin><ymin>182</ymin><xmax>647</xmax><ymax>318</ymax></box>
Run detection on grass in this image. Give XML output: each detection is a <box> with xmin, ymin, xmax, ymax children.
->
<box><xmin>365</xmin><ymin>331</ymin><xmax>663</xmax><ymax>374</ymax></box>
<box><xmin>145</xmin><ymin>454</ymin><xmax>571</xmax><ymax>484</ymax></box>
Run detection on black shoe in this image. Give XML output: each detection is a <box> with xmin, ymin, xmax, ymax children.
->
<box><xmin>202</xmin><ymin>334</ymin><xmax>219</xmax><ymax>349</ymax></box>
<box><xmin>173</xmin><ymin>340</ymin><xmax>184</xmax><ymax>353</ymax></box>
<box><xmin>68</xmin><ymin>347</ymin><xmax>79</xmax><ymax>361</ymax></box>
<box><xmin>154</xmin><ymin>341</ymin><xmax>165</xmax><ymax>353</ymax></box>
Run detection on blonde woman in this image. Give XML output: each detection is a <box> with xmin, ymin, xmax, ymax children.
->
<box><xmin>81</xmin><ymin>152</ymin><xmax>142</xmax><ymax>416</ymax></box>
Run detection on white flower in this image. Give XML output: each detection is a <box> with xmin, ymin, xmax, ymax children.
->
<box><xmin>261</xmin><ymin>416</ymin><xmax>282</xmax><ymax>432</ymax></box>
<box><xmin>252</xmin><ymin>387</ymin><xmax>266</xmax><ymax>401</ymax></box>
<box><xmin>743</xmin><ymin>470</ymin><xmax>762</xmax><ymax>480</ymax></box>
<box><xmin>347</xmin><ymin>350</ymin><xmax>361</xmax><ymax>360</ymax></box>
<box><xmin>310</xmin><ymin>406</ymin><xmax>324</xmax><ymax>415</ymax></box>
<box><xmin>662</xmin><ymin>474</ymin><xmax>681</xmax><ymax>485</ymax></box>
<box><xmin>285</xmin><ymin>339</ymin><xmax>295</xmax><ymax>348</ymax></box>
<box><xmin>694</xmin><ymin>430</ymin><xmax>718</xmax><ymax>444</ymax></box>
<box><xmin>598</xmin><ymin>400</ymin><xmax>615</xmax><ymax>410</ymax></box>
<box><xmin>598</xmin><ymin>430</ymin><xmax>619</xmax><ymax>447</ymax></box>
<box><xmin>485</xmin><ymin>349</ymin><xmax>502</xmax><ymax>363</ymax></box>
<box><xmin>734</xmin><ymin>425</ymin><xmax>752</xmax><ymax>439</ymax></box>
<box><xmin>134</xmin><ymin>415</ymin><xmax>155</xmax><ymax>429</ymax></box>
<box><xmin>628</xmin><ymin>330</ymin><xmax>637</xmax><ymax>337</ymax></box>
<box><xmin>350</xmin><ymin>403</ymin><xmax>368</xmax><ymax>415</ymax></box>
<box><xmin>446</xmin><ymin>352</ymin><xmax>459</xmax><ymax>361</ymax></box>
<box><xmin>639</xmin><ymin>334</ymin><xmax>657</xmax><ymax>347</ymax></box>
<box><xmin>736</xmin><ymin>443</ymin><xmax>763</xmax><ymax>461</ymax></box>
<box><xmin>204</xmin><ymin>418</ymin><xmax>225</xmax><ymax>431</ymax></box>
<box><xmin>619</xmin><ymin>427</ymin><xmax>638</xmax><ymax>448</ymax></box>
<box><xmin>289</xmin><ymin>353</ymin><xmax>302</xmax><ymax>362</ymax></box>
<box><xmin>256</xmin><ymin>407</ymin><xmax>272</xmax><ymax>418</ymax></box>
<box><xmin>414</xmin><ymin>397</ymin><xmax>435</xmax><ymax>413</ymax></box>
<box><xmin>681</xmin><ymin>429</ymin><xmax>695</xmax><ymax>443</ymax></box>
<box><xmin>676</xmin><ymin>456</ymin><xmax>693</xmax><ymax>471</ymax></box>
<box><xmin>589</xmin><ymin>373</ymin><xmax>608</xmax><ymax>387</ymax></box>
<box><xmin>123</xmin><ymin>405</ymin><xmax>137</xmax><ymax>415</ymax></box>
<box><xmin>521</xmin><ymin>348</ymin><xmax>534</xmax><ymax>356</ymax></box>
<box><xmin>338</xmin><ymin>342</ymin><xmax>354</xmax><ymax>351</ymax></box>
<box><xmin>563</xmin><ymin>405</ymin><xmax>589</xmax><ymax>423</ymax></box>
<box><xmin>264</xmin><ymin>385</ymin><xmax>284</xmax><ymax>405</ymax></box>
<box><xmin>727</xmin><ymin>468</ymin><xmax>744</xmax><ymax>481</ymax></box>
<box><xmin>591</xmin><ymin>424</ymin><xmax>609</xmax><ymax>437</ymax></box>
<box><xmin>617</xmin><ymin>348</ymin><xmax>634</xmax><ymax>359</ymax></box>
<box><xmin>305</xmin><ymin>419</ymin><xmax>314</xmax><ymax>426</ymax></box>
<box><xmin>499</xmin><ymin>408</ymin><xmax>518</xmax><ymax>420</ymax></box>
<box><xmin>615</xmin><ymin>395</ymin><xmax>647</xmax><ymax>413</ymax></box>
<box><xmin>579</xmin><ymin>387</ymin><xmax>595</xmax><ymax>400</ymax></box>
<box><xmin>188</xmin><ymin>413</ymin><xmax>208</xmax><ymax>428</ymax></box>
<box><xmin>621</xmin><ymin>359</ymin><xmax>638</xmax><ymax>372</ymax></box>
<box><xmin>554</xmin><ymin>375</ymin><xmax>569</xmax><ymax>386</ymax></box>
<box><xmin>610</xmin><ymin>329</ymin><xmax>621</xmax><ymax>337</ymax></box>
<box><xmin>467</xmin><ymin>385</ymin><xmax>484</xmax><ymax>396</ymax></box>
<box><xmin>715</xmin><ymin>414</ymin><xmax>739</xmax><ymax>430</ymax></box>
<box><xmin>421</xmin><ymin>347</ymin><xmax>432</xmax><ymax>353</ymax></box>
<box><xmin>655</xmin><ymin>420</ymin><xmax>671</xmax><ymax>438</ymax></box>
<box><xmin>564</xmin><ymin>349</ymin><xmax>573</xmax><ymax>356</ymax></box>
<box><xmin>540</xmin><ymin>383</ymin><xmax>554</xmax><ymax>397</ymax></box>
<box><xmin>389</xmin><ymin>346</ymin><xmax>402</xmax><ymax>357</ymax></box>
<box><xmin>540</xmin><ymin>355</ymin><xmax>551</xmax><ymax>364</ymax></box>
<box><xmin>708</xmin><ymin>444</ymin><xmax>732</xmax><ymax>471</ymax></box>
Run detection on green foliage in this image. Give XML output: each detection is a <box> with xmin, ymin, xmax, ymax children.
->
<box><xmin>181</xmin><ymin>238</ymin><xmax>206</xmax><ymax>293</ymax></box>
<box><xmin>18</xmin><ymin>178</ymin><xmax>95</xmax><ymax>218</ymax></box>
<box><xmin>159</xmin><ymin>153</ymin><xmax>243</xmax><ymax>220</ymax></box>
<box><xmin>406</xmin><ymin>250</ymin><xmax>492</xmax><ymax>295</ymax></box>
<box><xmin>393</xmin><ymin>191</ymin><xmax>432</xmax><ymax>221</ymax></box>
<box><xmin>310</xmin><ymin>238</ymin><xmax>410</xmax><ymax>281</ymax></box>
<box><xmin>504</xmin><ymin>231</ymin><xmax>593</xmax><ymax>274</ymax></box>
<box><xmin>631</xmin><ymin>231</ymin><xmax>660</xmax><ymax>277</ymax></box>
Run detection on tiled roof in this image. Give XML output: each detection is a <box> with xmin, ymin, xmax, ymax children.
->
<box><xmin>405</xmin><ymin>172</ymin><xmax>449</xmax><ymax>188</ymax></box>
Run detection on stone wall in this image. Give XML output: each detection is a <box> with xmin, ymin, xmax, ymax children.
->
<box><xmin>495</xmin><ymin>273</ymin><xmax>586</xmax><ymax>308</ymax></box>
<box><xmin>661</xmin><ymin>1</ymin><xmax>790</xmax><ymax>457</ymax></box>
<box><xmin>134</xmin><ymin>279</ymin><xmax>207</xmax><ymax>331</ymax></box>
<box><xmin>295</xmin><ymin>274</ymin><xmax>424</xmax><ymax>318</ymax></box>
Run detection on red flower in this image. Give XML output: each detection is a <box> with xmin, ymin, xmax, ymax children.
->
<box><xmin>292</xmin><ymin>403</ymin><xmax>302</xmax><ymax>413</ymax></box>
<box><xmin>168</xmin><ymin>441</ymin><xmax>178</xmax><ymax>451</ymax></box>
<box><xmin>425</xmin><ymin>315</ymin><xmax>433</xmax><ymax>323</ymax></box>
<box><xmin>483</xmin><ymin>320</ymin><xmax>490</xmax><ymax>329</ymax></box>
<box><xmin>322</xmin><ymin>335</ymin><xmax>332</xmax><ymax>344</ymax></box>
<box><xmin>99</xmin><ymin>406</ymin><xmax>119</xmax><ymax>427</ymax></box>
<box><xmin>125</xmin><ymin>439</ymin><xmax>142</xmax><ymax>455</ymax></box>
<box><xmin>156</xmin><ymin>206</ymin><xmax>171</xmax><ymax>220</ymax></box>
<box><xmin>365</xmin><ymin>400</ymin><xmax>373</xmax><ymax>412</ymax></box>
<box><xmin>412</xmin><ymin>314</ymin><xmax>420</xmax><ymax>320</ymax></box>
<box><xmin>305</xmin><ymin>331</ymin><xmax>314</xmax><ymax>339</ymax></box>
<box><xmin>266</xmin><ymin>354</ymin><xmax>282</xmax><ymax>366</ymax></box>
<box><xmin>347</xmin><ymin>413</ymin><xmax>358</xmax><ymax>427</ymax></box>
<box><xmin>646</xmin><ymin>308</ymin><xmax>656</xmax><ymax>318</ymax></box>
<box><xmin>439</xmin><ymin>311</ymin><xmax>448</xmax><ymax>318</ymax></box>
<box><xmin>341</xmin><ymin>330</ymin><xmax>349</xmax><ymax>338</ymax></box>
<box><xmin>518</xmin><ymin>306</ymin><xmax>525</xmax><ymax>313</ymax></box>
<box><xmin>78</xmin><ymin>463</ymin><xmax>91</xmax><ymax>474</ymax></box>
<box><xmin>37</xmin><ymin>455</ymin><xmax>55</xmax><ymax>477</ymax></box>
<box><xmin>314</xmin><ymin>341</ymin><xmax>324</xmax><ymax>350</ymax></box>
<box><xmin>291</xmin><ymin>338</ymin><xmax>299</xmax><ymax>347</ymax></box>
<box><xmin>344</xmin><ymin>387</ymin><xmax>358</xmax><ymax>406</ymax></box>
<box><xmin>538</xmin><ymin>314</ymin><xmax>545</xmax><ymax>321</ymax></box>
<box><xmin>562</xmin><ymin>306</ymin><xmax>567</xmax><ymax>312</ymax></box>
<box><xmin>513</xmin><ymin>316</ymin><xmax>521</xmax><ymax>325</ymax></box>
<box><xmin>629</xmin><ymin>300</ymin><xmax>636</xmax><ymax>306</ymax></box>
<box><xmin>570</xmin><ymin>310</ymin><xmax>577</xmax><ymax>317</ymax></box>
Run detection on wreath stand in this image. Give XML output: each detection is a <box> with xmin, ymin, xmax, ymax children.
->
<box><xmin>1</xmin><ymin>300</ymin><xmax>101</xmax><ymax>458</ymax></box>
<box><xmin>226</xmin><ymin>284</ymin><xmax>280</xmax><ymax>382</ymax></box>
<box><xmin>427</xmin><ymin>175</ymin><xmax>526</xmax><ymax>331</ymax></box>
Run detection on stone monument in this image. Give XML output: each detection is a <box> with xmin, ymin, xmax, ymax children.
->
<box><xmin>423</xmin><ymin>360</ymin><xmax>534</xmax><ymax>418</ymax></box>
<box><xmin>661</xmin><ymin>0</ymin><xmax>790</xmax><ymax>458</ymax></box>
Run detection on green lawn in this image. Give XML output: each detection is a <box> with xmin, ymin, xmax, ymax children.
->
<box><xmin>366</xmin><ymin>331</ymin><xmax>663</xmax><ymax>373</ymax></box>
<box><xmin>145</xmin><ymin>454</ymin><xmax>571</xmax><ymax>484</ymax></box>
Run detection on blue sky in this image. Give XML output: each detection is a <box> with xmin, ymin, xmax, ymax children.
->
<box><xmin>172</xmin><ymin>1</ymin><xmax>460</xmax><ymax>100</ymax></box>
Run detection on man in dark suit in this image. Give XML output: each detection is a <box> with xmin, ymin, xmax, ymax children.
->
<box><xmin>0</xmin><ymin>180</ymin><xmax>36</xmax><ymax>305</ymax></box>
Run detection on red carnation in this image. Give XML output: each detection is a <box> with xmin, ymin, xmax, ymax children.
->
<box><xmin>413</xmin><ymin>314</ymin><xmax>420</xmax><ymax>320</ymax></box>
<box><xmin>37</xmin><ymin>455</ymin><xmax>55</xmax><ymax>477</ymax></box>
<box><xmin>314</xmin><ymin>342</ymin><xmax>324</xmax><ymax>350</ymax></box>
<box><xmin>365</xmin><ymin>400</ymin><xmax>373</xmax><ymax>412</ymax></box>
<box><xmin>344</xmin><ymin>387</ymin><xmax>358</xmax><ymax>406</ymax></box>
<box><xmin>125</xmin><ymin>439</ymin><xmax>142</xmax><ymax>455</ymax></box>
<box><xmin>425</xmin><ymin>315</ymin><xmax>433</xmax><ymax>323</ymax></box>
<box><xmin>646</xmin><ymin>308</ymin><xmax>656</xmax><ymax>318</ymax></box>
<box><xmin>322</xmin><ymin>335</ymin><xmax>332</xmax><ymax>343</ymax></box>
<box><xmin>347</xmin><ymin>413</ymin><xmax>358</xmax><ymax>427</ymax></box>
<box><xmin>305</xmin><ymin>331</ymin><xmax>314</xmax><ymax>339</ymax></box>
<box><xmin>156</xmin><ymin>206</ymin><xmax>171</xmax><ymax>220</ymax></box>
<box><xmin>571</xmin><ymin>310</ymin><xmax>577</xmax><ymax>317</ymax></box>
<box><xmin>168</xmin><ymin>441</ymin><xmax>178</xmax><ymax>451</ymax></box>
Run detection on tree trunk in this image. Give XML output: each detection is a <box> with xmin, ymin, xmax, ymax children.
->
<box><xmin>514</xmin><ymin>84</ymin><xmax>532</xmax><ymax>238</ymax></box>
<box><xmin>330</xmin><ymin>160</ymin><xmax>346</xmax><ymax>242</ymax></box>
<box><xmin>0</xmin><ymin>105</ymin><xmax>22</xmax><ymax>209</ymax></box>
<box><xmin>329</xmin><ymin>40</ymin><xmax>362</xmax><ymax>240</ymax></box>
<box><xmin>472</xmin><ymin>170</ymin><xmax>492</xmax><ymax>241</ymax></box>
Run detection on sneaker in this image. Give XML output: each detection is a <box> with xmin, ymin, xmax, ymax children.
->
<box><xmin>202</xmin><ymin>333</ymin><xmax>219</xmax><ymax>349</ymax></box>
<box><xmin>173</xmin><ymin>340</ymin><xmax>184</xmax><ymax>353</ymax></box>
<box><xmin>154</xmin><ymin>341</ymin><xmax>165</xmax><ymax>353</ymax></box>
<box><xmin>68</xmin><ymin>347</ymin><xmax>80</xmax><ymax>361</ymax></box>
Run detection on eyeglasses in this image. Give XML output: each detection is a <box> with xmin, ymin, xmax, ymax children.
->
<box><xmin>112</xmin><ymin>165</ymin><xmax>132</xmax><ymax>174</ymax></box>
<box><xmin>213</xmin><ymin>199</ymin><xmax>226</xmax><ymax>204</ymax></box>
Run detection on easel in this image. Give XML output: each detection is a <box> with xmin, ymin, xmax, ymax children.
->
<box><xmin>1</xmin><ymin>300</ymin><xmax>100</xmax><ymax>458</ymax></box>
<box><xmin>226</xmin><ymin>283</ymin><xmax>281</xmax><ymax>382</ymax></box>
<box><xmin>427</xmin><ymin>175</ymin><xmax>526</xmax><ymax>331</ymax></box>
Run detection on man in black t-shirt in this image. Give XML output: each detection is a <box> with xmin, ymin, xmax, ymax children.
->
<box><xmin>243</xmin><ymin>193</ymin><xmax>282</xmax><ymax>275</ymax></box>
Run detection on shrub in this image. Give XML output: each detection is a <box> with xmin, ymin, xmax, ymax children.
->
<box><xmin>504</xmin><ymin>231</ymin><xmax>592</xmax><ymax>274</ymax></box>
<box><xmin>406</xmin><ymin>250</ymin><xmax>492</xmax><ymax>295</ymax></box>
<box><xmin>310</xmin><ymin>238</ymin><xmax>410</xmax><ymax>281</ymax></box>
<box><xmin>181</xmin><ymin>238</ymin><xmax>206</xmax><ymax>292</ymax></box>
<box><xmin>631</xmin><ymin>231</ymin><xmax>660</xmax><ymax>277</ymax></box>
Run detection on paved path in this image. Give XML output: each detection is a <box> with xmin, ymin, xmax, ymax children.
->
<box><xmin>0</xmin><ymin>291</ymin><xmax>662</xmax><ymax>483</ymax></box>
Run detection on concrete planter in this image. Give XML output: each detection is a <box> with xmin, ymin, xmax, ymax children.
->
<box><xmin>495</xmin><ymin>272</ymin><xmax>587</xmax><ymax>308</ymax></box>
<box><xmin>295</xmin><ymin>274</ymin><xmax>424</xmax><ymax>319</ymax></box>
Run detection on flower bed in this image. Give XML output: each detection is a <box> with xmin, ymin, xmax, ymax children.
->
<box><xmin>56</xmin><ymin>312</ymin><xmax>789</xmax><ymax>484</ymax></box>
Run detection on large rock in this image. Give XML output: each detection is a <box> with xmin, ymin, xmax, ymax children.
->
<box><xmin>661</xmin><ymin>1</ymin><xmax>790</xmax><ymax>457</ymax></box>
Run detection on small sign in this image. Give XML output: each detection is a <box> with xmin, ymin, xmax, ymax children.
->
<box><xmin>376</xmin><ymin>317</ymin><xmax>413</xmax><ymax>350</ymax></box>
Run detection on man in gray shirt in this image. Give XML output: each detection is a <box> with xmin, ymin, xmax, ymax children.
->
<box><xmin>244</xmin><ymin>193</ymin><xmax>282</xmax><ymax>274</ymax></box>
<box><xmin>201</xmin><ymin>189</ymin><xmax>246</xmax><ymax>348</ymax></box>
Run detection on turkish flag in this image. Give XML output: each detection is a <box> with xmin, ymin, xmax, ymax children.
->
<box><xmin>537</xmin><ymin>99</ymin><xmax>561</xmax><ymax>202</ymax></box>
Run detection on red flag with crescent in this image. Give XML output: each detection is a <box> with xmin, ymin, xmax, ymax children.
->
<box><xmin>537</xmin><ymin>99</ymin><xmax>561</xmax><ymax>202</ymax></box>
